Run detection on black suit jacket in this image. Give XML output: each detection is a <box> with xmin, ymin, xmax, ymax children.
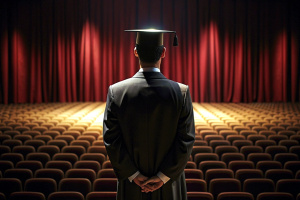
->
<box><xmin>103</xmin><ymin>71</ymin><xmax>195</xmax><ymax>200</ymax></box>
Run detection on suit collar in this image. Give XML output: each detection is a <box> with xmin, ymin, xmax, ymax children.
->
<box><xmin>132</xmin><ymin>71</ymin><xmax>167</xmax><ymax>79</ymax></box>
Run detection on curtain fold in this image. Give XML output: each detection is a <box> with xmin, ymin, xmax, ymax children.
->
<box><xmin>0</xmin><ymin>0</ymin><xmax>299</xmax><ymax>103</ymax></box>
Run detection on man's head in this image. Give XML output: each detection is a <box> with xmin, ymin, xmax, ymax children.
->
<box><xmin>125</xmin><ymin>29</ymin><xmax>177</xmax><ymax>66</ymax></box>
<box><xmin>134</xmin><ymin>44</ymin><xmax>165</xmax><ymax>64</ymax></box>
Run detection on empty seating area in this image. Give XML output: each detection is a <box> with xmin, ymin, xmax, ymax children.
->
<box><xmin>1</xmin><ymin>102</ymin><xmax>300</xmax><ymax>200</ymax></box>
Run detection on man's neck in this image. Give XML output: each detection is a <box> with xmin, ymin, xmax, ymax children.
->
<box><xmin>139</xmin><ymin>60</ymin><xmax>161</xmax><ymax>69</ymax></box>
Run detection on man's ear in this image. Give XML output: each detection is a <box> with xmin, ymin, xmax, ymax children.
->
<box><xmin>161</xmin><ymin>47</ymin><xmax>166</xmax><ymax>58</ymax></box>
<box><xmin>134</xmin><ymin>47</ymin><xmax>139</xmax><ymax>58</ymax></box>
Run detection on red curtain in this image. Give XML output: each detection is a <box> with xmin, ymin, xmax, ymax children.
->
<box><xmin>1</xmin><ymin>0</ymin><xmax>299</xmax><ymax>103</ymax></box>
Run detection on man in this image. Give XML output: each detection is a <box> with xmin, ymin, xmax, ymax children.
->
<box><xmin>103</xmin><ymin>29</ymin><xmax>195</xmax><ymax>200</ymax></box>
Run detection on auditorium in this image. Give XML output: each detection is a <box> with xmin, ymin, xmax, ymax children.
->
<box><xmin>0</xmin><ymin>0</ymin><xmax>300</xmax><ymax>200</ymax></box>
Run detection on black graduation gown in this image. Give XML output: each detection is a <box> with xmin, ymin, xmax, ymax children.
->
<box><xmin>103</xmin><ymin>72</ymin><xmax>195</xmax><ymax>200</ymax></box>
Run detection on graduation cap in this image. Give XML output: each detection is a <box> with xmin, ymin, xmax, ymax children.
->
<box><xmin>124</xmin><ymin>29</ymin><xmax>178</xmax><ymax>47</ymax></box>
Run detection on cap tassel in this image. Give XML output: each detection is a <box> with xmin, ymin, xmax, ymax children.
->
<box><xmin>173</xmin><ymin>33</ymin><xmax>178</xmax><ymax>46</ymax></box>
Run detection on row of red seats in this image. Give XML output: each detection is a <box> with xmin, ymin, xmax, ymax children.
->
<box><xmin>1</xmin><ymin>177</ymin><xmax>300</xmax><ymax>200</ymax></box>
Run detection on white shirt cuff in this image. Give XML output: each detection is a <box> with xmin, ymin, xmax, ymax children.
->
<box><xmin>157</xmin><ymin>171</ymin><xmax>170</xmax><ymax>184</ymax></box>
<box><xmin>128</xmin><ymin>171</ymin><xmax>140</xmax><ymax>182</ymax></box>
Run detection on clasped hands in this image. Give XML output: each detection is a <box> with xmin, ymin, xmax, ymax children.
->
<box><xmin>133</xmin><ymin>173</ymin><xmax>164</xmax><ymax>193</ymax></box>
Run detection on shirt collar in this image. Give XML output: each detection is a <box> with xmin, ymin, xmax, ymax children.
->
<box><xmin>139</xmin><ymin>67</ymin><xmax>160</xmax><ymax>72</ymax></box>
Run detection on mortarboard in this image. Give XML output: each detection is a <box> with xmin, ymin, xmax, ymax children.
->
<box><xmin>124</xmin><ymin>29</ymin><xmax>178</xmax><ymax>47</ymax></box>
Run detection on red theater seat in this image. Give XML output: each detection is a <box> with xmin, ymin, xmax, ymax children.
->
<box><xmin>274</xmin><ymin>153</ymin><xmax>298</xmax><ymax>166</ymax></box>
<box><xmin>59</xmin><ymin>178</ymin><xmax>92</xmax><ymax>197</ymax></box>
<box><xmin>243</xmin><ymin>178</ymin><xmax>275</xmax><ymax>199</ymax></box>
<box><xmin>93</xmin><ymin>178</ymin><xmax>117</xmax><ymax>192</ymax></box>
<box><xmin>86</xmin><ymin>192</ymin><xmax>117</xmax><ymax>200</ymax></box>
<box><xmin>205</xmin><ymin>169</ymin><xmax>234</xmax><ymax>185</ymax></box>
<box><xmin>187</xmin><ymin>192</ymin><xmax>213</xmax><ymax>200</ymax></box>
<box><xmin>34</xmin><ymin>169</ymin><xmax>64</xmax><ymax>186</ymax></box>
<box><xmin>265</xmin><ymin>169</ymin><xmax>293</xmax><ymax>184</ymax></box>
<box><xmin>45</xmin><ymin>161</ymin><xmax>72</xmax><ymax>173</ymax></box>
<box><xmin>61</xmin><ymin>146</ymin><xmax>86</xmax><ymax>158</ymax></box>
<box><xmin>4</xmin><ymin>169</ymin><xmax>33</xmax><ymax>188</ymax></box>
<box><xmin>217</xmin><ymin>192</ymin><xmax>254</xmax><ymax>200</ymax></box>
<box><xmin>235</xmin><ymin>169</ymin><xmax>263</xmax><ymax>186</ymax></box>
<box><xmin>194</xmin><ymin>153</ymin><xmax>219</xmax><ymax>166</ymax></box>
<box><xmin>97</xmin><ymin>169</ymin><xmax>117</xmax><ymax>179</ymax></box>
<box><xmin>52</xmin><ymin>153</ymin><xmax>78</xmax><ymax>165</ymax></box>
<box><xmin>184</xmin><ymin>169</ymin><xmax>203</xmax><ymax>179</ymax></box>
<box><xmin>256</xmin><ymin>161</ymin><xmax>282</xmax><ymax>174</ymax></box>
<box><xmin>185</xmin><ymin>179</ymin><xmax>207</xmax><ymax>192</ymax></box>
<box><xmin>24</xmin><ymin>178</ymin><xmax>57</xmax><ymax>198</ymax></box>
<box><xmin>74</xmin><ymin>160</ymin><xmax>101</xmax><ymax>174</ymax></box>
<box><xmin>276</xmin><ymin>179</ymin><xmax>300</xmax><ymax>198</ymax></box>
<box><xmin>209</xmin><ymin>178</ymin><xmax>241</xmax><ymax>199</ymax></box>
<box><xmin>0</xmin><ymin>178</ymin><xmax>22</xmax><ymax>199</ymax></box>
<box><xmin>1</xmin><ymin>153</ymin><xmax>24</xmax><ymax>166</ymax></box>
<box><xmin>199</xmin><ymin>161</ymin><xmax>227</xmax><ymax>174</ymax></box>
<box><xmin>256</xmin><ymin>192</ymin><xmax>294</xmax><ymax>200</ymax></box>
<box><xmin>65</xmin><ymin>169</ymin><xmax>96</xmax><ymax>183</ymax></box>
<box><xmin>12</xmin><ymin>145</ymin><xmax>36</xmax><ymax>159</ymax></box>
<box><xmin>228</xmin><ymin>161</ymin><xmax>255</xmax><ymax>173</ymax></box>
<box><xmin>48</xmin><ymin>192</ymin><xmax>85</xmax><ymax>200</ymax></box>
<box><xmin>9</xmin><ymin>192</ymin><xmax>46</xmax><ymax>200</ymax></box>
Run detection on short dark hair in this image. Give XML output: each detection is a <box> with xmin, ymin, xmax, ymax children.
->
<box><xmin>135</xmin><ymin>44</ymin><xmax>164</xmax><ymax>63</ymax></box>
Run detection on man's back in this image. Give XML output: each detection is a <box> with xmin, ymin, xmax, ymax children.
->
<box><xmin>103</xmin><ymin>71</ymin><xmax>195</xmax><ymax>200</ymax></box>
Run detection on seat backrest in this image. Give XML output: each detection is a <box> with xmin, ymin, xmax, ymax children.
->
<box><xmin>217</xmin><ymin>192</ymin><xmax>254</xmax><ymax>200</ymax></box>
<box><xmin>276</xmin><ymin>179</ymin><xmax>300</xmax><ymax>198</ymax></box>
<box><xmin>48</xmin><ymin>191</ymin><xmax>85</xmax><ymax>200</ymax></box>
<box><xmin>265</xmin><ymin>169</ymin><xmax>293</xmax><ymax>184</ymax></box>
<box><xmin>274</xmin><ymin>153</ymin><xmax>299</xmax><ymax>166</ymax></box>
<box><xmin>184</xmin><ymin>169</ymin><xmax>203</xmax><ymax>179</ymax></box>
<box><xmin>37</xmin><ymin>145</ymin><xmax>60</xmax><ymax>158</ymax></box>
<box><xmin>24</xmin><ymin>139</ymin><xmax>45</xmax><ymax>150</ymax></box>
<box><xmin>221</xmin><ymin>153</ymin><xmax>245</xmax><ymax>165</ymax></box>
<box><xmin>185</xmin><ymin>179</ymin><xmax>207</xmax><ymax>192</ymax></box>
<box><xmin>0</xmin><ymin>178</ymin><xmax>22</xmax><ymax>198</ymax></box>
<box><xmin>52</xmin><ymin>153</ymin><xmax>78</xmax><ymax>165</ymax></box>
<box><xmin>4</xmin><ymin>168</ymin><xmax>33</xmax><ymax>188</ymax></box>
<box><xmin>59</xmin><ymin>178</ymin><xmax>91</xmax><ymax>197</ymax></box>
<box><xmin>194</xmin><ymin>153</ymin><xmax>219</xmax><ymax>166</ymax></box>
<box><xmin>79</xmin><ymin>153</ymin><xmax>106</xmax><ymax>166</ymax></box>
<box><xmin>65</xmin><ymin>169</ymin><xmax>96</xmax><ymax>183</ymax></box>
<box><xmin>243</xmin><ymin>178</ymin><xmax>275</xmax><ymax>199</ymax></box>
<box><xmin>215</xmin><ymin>146</ymin><xmax>239</xmax><ymax>158</ymax></box>
<box><xmin>256</xmin><ymin>192</ymin><xmax>294</xmax><ymax>200</ymax></box>
<box><xmin>255</xmin><ymin>140</ymin><xmax>276</xmax><ymax>151</ymax></box>
<box><xmin>93</xmin><ymin>178</ymin><xmax>117</xmax><ymax>192</ymax></box>
<box><xmin>0</xmin><ymin>153</ymin><xmax>24</xmax><ymax>166</ymax></box>
<box><xmin>284</xmin><ymin>161</ymin><xmax>300</xmax><ymax>175</ymax></box>
<box><xmin>247</xmin><ymin>153</ymin><xmax>272</xmax><ymax>166</ymax></box>
<box><xmin>228</xmin><ymin>161</ymin><xmax>255</xmax><ymax>173</ymax></box>
<box><xmin>265</xmin><ymin>146</ymin><xmax>288</xmax><ymax>158</ymax></box>
<box><xmin>240</xmin><ymin>146</ymin><xmax>263</xmax><ymax>159</ymax></box>
<box><xmin>235</xmin><ymin>169</ymin><xmax>263</xmax><ymax>186</ymax></box>
<box><xmin>9</xmin><ymin>191</ymin><xmax>46</xmax><ymax>200</ymax></box>
<box><xmin>45</xmin><ymin>161</ymin><xmax>72</xmax><ymax>173</ymax></box>
<box><xmin>209</xmin><ymin>178</ymin><xmax>241</xmax><ymax>199</ymax></box>
<box><xmin>26</xmin><ymin>153</ymin><xmax>51</xmax><ymax>167</ymax></box>
<box><xmin>97</xmin><ymin>169</ymin><xmax>117</xmax><ymax>179</ymax></box>
<box><xmin>232</xmin><ymin>140</ymin><xmax>253</xmax><ymax>150</ymax></box>
<box><xmin>24</xmin><ymin>178</ymin><xmax>57</xmax><ymax>198</ymax></box>
<box><xmin>191</xmin><ymin>146</ymin><xmax>213</xmax><ymax>157</ymax></box>
<box><xmin>74</xmin><ymin>160</ymin><xmax>101</xmax><ymax>174</ymax></box>
<box><xmin>34</xmin><ymin>169</ymin><xmax>64</xmax><ymax>186</ymax></box>
<box><xmin>199</xmin><ymin>161</ymin><xmax>227</xmax><ymax>174</ymax></box>
<box><xmin>61</xmin><ymin>146</ymin><xmax>86</xmax><ymax>158</ymax></box>
<box><xmin>205</xmin><ymin>169</ymin><xmax>234</xmax><ymax>185</ymax></box>
<box><xmin>86</xmin><ymin>191</ymin><xmax>117</xmax><ymax>200</ymax></box>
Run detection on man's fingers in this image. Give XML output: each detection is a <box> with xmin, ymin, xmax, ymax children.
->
<box><xmin>141</xmin><ymin>179</ymin><xmax>154</xmax><ymax>186</ymax></box>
